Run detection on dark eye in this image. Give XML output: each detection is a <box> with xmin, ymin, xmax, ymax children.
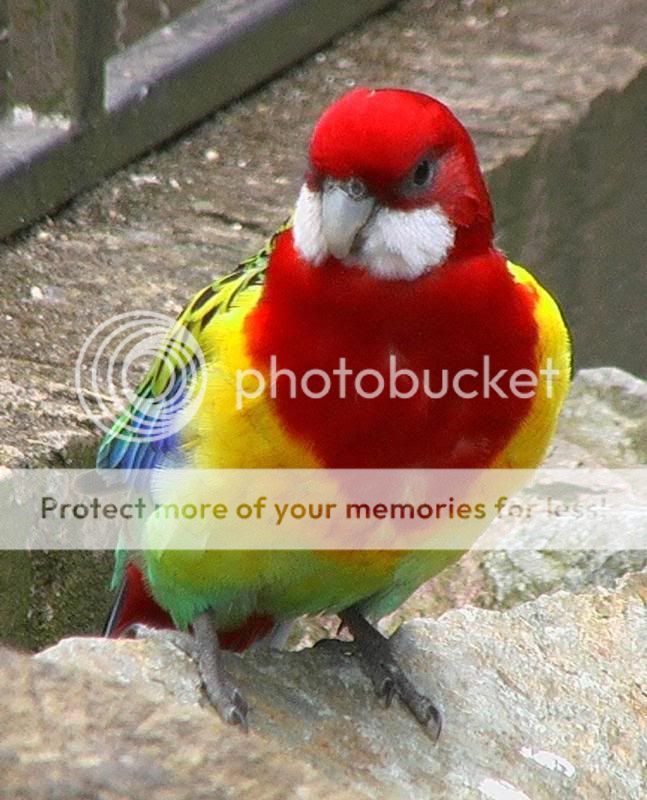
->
<box><xmin>413</xmin><ymin>159</ymin><xmax>431</xmax><ymax>186</ymax></box>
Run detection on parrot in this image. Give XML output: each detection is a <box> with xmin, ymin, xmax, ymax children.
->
<box><xmin>99</xmin><ymin>87</ymin><xmax>571</xmax><ymax>736</ymax></box>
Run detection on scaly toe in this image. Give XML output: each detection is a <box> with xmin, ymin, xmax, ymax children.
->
<box><xmin>404</xmin><ymin>689</ymin><xmax>442</xmax><ymax>739</ymax></box>
<box><xmin>224</xmin><ymin>691</ymin><xmax>250</xmax><ymax>732</ymax></box>
<box><xmin>200</xmin><ymin>665</ymin><xmax>249</xmax><ymax>731</ymax></box>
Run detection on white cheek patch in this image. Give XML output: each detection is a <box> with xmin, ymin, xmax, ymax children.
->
<box><xmin>293</xmin><ymin>184</ymin><xmax>327</xmax><ymax>265</ymax></box>
<box><xmin>292</xmin><ymin>183</ymin><xmax>456</xmax><ymax>280</ymax></box>
<box><xmin>355</xmin><ymin>205</ymin><xmax>456</xmax><ymax>280</ymax></box>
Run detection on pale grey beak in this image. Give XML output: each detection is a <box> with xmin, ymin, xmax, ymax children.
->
<box><xmin>321</xmin><ymin>180</ymin><xmax>375</xmax><ymax>260</ymax></box>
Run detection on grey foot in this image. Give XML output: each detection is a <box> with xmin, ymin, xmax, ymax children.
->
<box><xmin>124</xmin><ymin>618</ymin><xmax>249</xmax><ymax>731</ymax></box>
<box><xmin>193</xmin><ymin>612</ymin><xmax>249</xmax><ymax>732</ymax></box>
<box><xmin>339</xmin><ymin>607</ymin><xmax>442</xmax><ymax>739</ymax></box>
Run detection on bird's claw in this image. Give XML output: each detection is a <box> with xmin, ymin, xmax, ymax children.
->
<box><xmin>378</xmin><ymin>676</ymin><xmax>397</xmax><ymax>709</ymax></box>
<box><xmin>120</xmin><ymin>622</ymin><xmax>149</xmax><ymax>639</ymax></box>
<box><xmin>415</xmin><ymin>697</ymin><xmax>442</xmax><ymax>736</ymax></box>
<box><xmin>339</xmin><ymin>608</ymin><xmax>442</xmax><ymax>739</ymax></box>
<box><xmin>192</xmin><ymin>612</ymin><xmax>250</xmax><ymax>732</ymax></box>
<box><xmin>225</xmin><ymin>692</ymin><xmax>250</xmax><ymax>733</ymax></box>
<box><xmin>201</xmin><ymin>667</ymin><xmax>249</xmax><ymax>733</ymax></box>
<box><xmin>368</xmin><ymin>657</ymin><xmax>441</xmax><ymax>738</ymax></box>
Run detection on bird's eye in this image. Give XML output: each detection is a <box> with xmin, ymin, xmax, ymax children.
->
<box><xmin>346</xmin><ymin>177</ymin><xmax>368</xmax><ymax>200</ymax></box>
<box><xmin>413</xmin><ymin>159</ymin><xmax>431</xmax><ymax>187</ymax></box>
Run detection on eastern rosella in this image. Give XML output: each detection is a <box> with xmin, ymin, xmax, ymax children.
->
<box><xmin>99</xmin><ymin>88</ymin><xmax>571</xmax><ymax>734</ymax></box>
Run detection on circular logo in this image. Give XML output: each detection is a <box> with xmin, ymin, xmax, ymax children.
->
<box><xmin>75</xmin><ymin>311</ymin><xmax>206</xmax><ymax>444</ymax></box>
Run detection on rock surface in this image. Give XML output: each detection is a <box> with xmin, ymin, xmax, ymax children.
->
<box><xmin>557</xmin><ymin>368</ymin><xmax>647</xmax><ymax>468</ymax></box>
<box><xmin>19</xmin><ymin>571</ymin><xmax>645</xmax><ymax>800</ymax></box>
<box><xmin>0</xmin><ymin>648</ymin><xmax>353</xmax><ymax>800</ymax></box>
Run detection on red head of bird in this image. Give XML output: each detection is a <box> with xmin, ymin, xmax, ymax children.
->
<box><xmin>292</xmin><ymin>87</ymin><xmax>494</xmax><ymax>281</ymax></box>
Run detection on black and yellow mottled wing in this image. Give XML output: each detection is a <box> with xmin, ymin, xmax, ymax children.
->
<box><xmin>96</xmin><ymin>220</ymin><xmax>290</xmax><ymax>472</ymax></box>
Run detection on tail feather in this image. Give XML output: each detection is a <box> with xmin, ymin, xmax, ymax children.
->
<box><xmin>103</xmin><ymin>562</ymin><xmax>174</xmax><ymax>637</ymax></box>
<box><xmin>103</xmin><ymin>562</ymin><xmax>276</xmax><ymax>653</ymax></box>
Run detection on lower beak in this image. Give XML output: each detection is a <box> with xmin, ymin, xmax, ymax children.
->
<box><xmin>321</xmin><ymin>184</ymin><xmax>375</xmax><ymax>260</ymax></box>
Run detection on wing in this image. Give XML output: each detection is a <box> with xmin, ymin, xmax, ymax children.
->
<box><xmin>491</xmin><ymin>260</ymin><xmax>572</xmax><ymax>469</ymax></box>
<box><xmin>96</xmin><ymin>218</ymin><xmax>291</xmax><ymax>474</ymax></box>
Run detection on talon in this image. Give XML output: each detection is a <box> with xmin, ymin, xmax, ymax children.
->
<box><xmin>120</xmin><ymin>622</ymin><xmax>146</xmax><ymax>639</ymax></box>
<box><xmin>228</xmin><ymin>706</ymin><xmax>249</xmax><ymax>733</ymax></box>
<box><xmin>192</xmin><ymin>611</ymin><xmax>250</xmax><ymax>730</ymax></box>
<box><xmin>233</xmin><ymin>689</ymin><xmax>249</xmax><ymax>717</ymax></box>
<box><xmin>381</xmin><ymin>678</ymin><xmax>396</xmax><ymax>708</ymax></box>
<box><xmin>339</xmin><ymin>606</ymin><xmax>442</xmax><ymax>738</ymax></box>
<box><xmin>421</xmin><ymin>702</ymin><xmax>442</xmax><ymax>741</ymax></box>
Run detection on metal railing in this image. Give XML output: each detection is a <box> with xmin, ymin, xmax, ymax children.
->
<box><xmin>0</xmin><ymin>0</ymin><xmax>396</xmax><ymax>240</ymax></box>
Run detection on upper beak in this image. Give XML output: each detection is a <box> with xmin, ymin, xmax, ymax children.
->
<box><xmin>321</xmin><ymin>180</ymin><xmax>375</xmax><ymax>260</ymax></box>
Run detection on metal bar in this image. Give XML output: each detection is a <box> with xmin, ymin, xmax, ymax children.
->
<box><xmin>0</xmin><ymin>0</ymin><xmax>397</xmax><ymax>240</ymax></box>
<box><xmin>0</xmin><ymin>0</ymin><xmax>8</xmax><ymax>114</ymax></box>
<box><xmin>6</xmin><ymin>0</ymin><xmax>112</xmax><ymax>121</ymax></box>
